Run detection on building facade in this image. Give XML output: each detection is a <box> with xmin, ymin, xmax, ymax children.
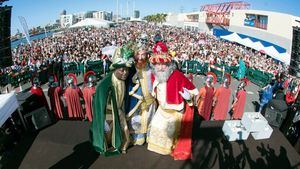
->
<box><xmin>93</xmin><ymin>11</ymin><xmax>113</xmax><ymax>21</ymax></box>
<box><xmin>60</xmin><ymin>14</ymin><xmax>74</xmax><ymax>28</ymax></box>
<box><xmin>228</xmin><ymin>10</ymin><xmax>300</xmax><ymax>58</ymax></box>
<box><xmin>165</xmin><ymin>9</ymin><xmax>300</xmax><ymax>65</ymax></box>
<box><xmin>133</xmin><ymin>10</ymin><xmax>140</xmax><ymax>19</ymax></box>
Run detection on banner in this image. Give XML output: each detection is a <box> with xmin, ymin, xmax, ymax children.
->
<box><xmin>18</xmin><ymin>16</ymin><xmax>31</xmax><ymax>46</ymax></box>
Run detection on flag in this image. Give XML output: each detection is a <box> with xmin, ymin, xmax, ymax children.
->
<box><xmin>18</xmin><ymin>16</ymin><xmax>31</xmax><ymax>46</ymax></box>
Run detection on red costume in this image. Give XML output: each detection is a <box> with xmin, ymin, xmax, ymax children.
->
<box><xmin>151</xmin><ymin>70</ymin><xmax>197</xmax><ymax>106</ymax></box>
<box><xmin>285</xmin><ymin>80</ymin><xmax>299</xmax><ymax>105</ymax></box>
<box><xmin>47</xmin><ymin>74</ymin><xmax>64</xmax><ymax>119</ymax></box>
<box><xmin>148</xmin><ymin>42</ymin><xmax>198</xmax><ymax>160</ymax></box>
<box><xmin>30</xmin><ymin>75</ymin><xmax>50</xmax><ymax>113</ymax></box>
<box><xmin>232</xmin><ymin>78</ymin><xmax>248</xmax><ymax>120</ymax></box>
<box><xmin>212</xmin><ymin>73</ymin><xmax>232</xmax><ymax>120</ymax></box>
<box><xmin>64</xmin><ymin>73</ymin><xmax>84</xmax><ymax>119</ymax></box>
<box><xmin>197</xmin><ymin>72</ymin><xmax>216</xmax><ymax>121</ymax></box>
<box><xmin>232</xmin><ymin>90</ymin><xmax>247</xmax><ymax>119</ymax></box>
<box><xmin>213</xmin><ymin>87</ymin><xmax>231</xmax><ymax>120</ymax></box>
<box><xmin>82</xmin><ymin>71</ymin><xmax>96</xmax><ymax>122</ymax></box>
<box><xmin>151</xmin><ymin>70</ymin><xmax>198</xmax><ymax>160</ymax></box>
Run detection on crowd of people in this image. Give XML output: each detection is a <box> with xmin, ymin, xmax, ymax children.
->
<box><xmin>0</xmin><ymin>23</ymin><xmax>289</xmax><ymax>82</ymax></box>
<box><xmin>1</xmin><ymin>22</ymin><xmax>300</xmax><ymax>158</ymax></box>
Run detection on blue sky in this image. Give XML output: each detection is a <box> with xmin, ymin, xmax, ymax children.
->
<box><xmin>3</xmin><ymin>0</ymin><xmax>300</xmax><ymax>34</ymax></box>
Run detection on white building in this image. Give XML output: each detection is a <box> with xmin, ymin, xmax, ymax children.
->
<box><xmin>165</xmin><ymin>9</ymin><xmax>300</xmax><ymax>65</ymax></box>
<box><xmin>73</xmin><ymin>12</ymin><xmax>85</xmax><ymax>23</ymax></box>
<box><xmin>93</xmin><ymin>11</ymin><xmax>113</xmax><ymax>21</ymax></box>
<box><xmin>60</xmin><ymin>14</ymin><xmax>74</xmax><ymax>28</ymax></box>
<box><xmin>60</xmin><ymin>11</ymin><xmax>112</xmax><ymax>28</ymax></box>
<box><xmin>228</xmin><ymin>10</ymin><xmax>300</xmax><ymax>58</ymax></box>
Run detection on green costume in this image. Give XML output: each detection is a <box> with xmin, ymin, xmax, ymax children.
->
<box><xmin>90</xmin><ymin>72</ymin><xmax>123</xmax><ymax>156</ymax></box>
<box><xmin>237</xmin><ymin>59</ymin><xmax>247</xmax><ymax>80</ymax></box>
<box><xmin>90</xmin><ymin>46</ymin><xmax>134</xmax><ymax>156</ymax></box>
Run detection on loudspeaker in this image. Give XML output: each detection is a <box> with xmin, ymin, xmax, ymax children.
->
<box><xmin>0</xmin><ymin>6</ymin><xmax>12</xmax><ymax>68</ymax></box>
<box><xmin>17</xmin><ymin>93</ymin><xmax>42</xmax><ymax>114</ymax></box>
<box><xmin>291</xmin><ymin>52</ymin><xmax>300</xmax><ymax>62</ymax></box>
<box><xmin>289</xmin><ymin>27</ymin><xmax>300</xmax><ymax>77</ymax></box>
<box><xmin>24</xmin><ymin>107</ymin><xmax>52</xmax><ymax>131</ymax></box>
<box><xmin>264</xmin><ymin>106</ymin><xmax>287</xmax><ymax>128</ymax></box>
<box><xmin>290</xmin><ymin>60</ymin><xmax>300</xmax><ymax>69</ymax></box>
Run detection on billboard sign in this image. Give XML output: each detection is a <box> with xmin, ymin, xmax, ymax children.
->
<box><xmin>244</xmin><ymin>14</ymin><xmax>268</xmax><ymax>30</ymax></box>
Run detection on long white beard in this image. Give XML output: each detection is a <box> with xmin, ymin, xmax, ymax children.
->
<box><xmin>153</xmin><ymin>66</ymin><xmax>174</xmax><ymax>83</ymax></box>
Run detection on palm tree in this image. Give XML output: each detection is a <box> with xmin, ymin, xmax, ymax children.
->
<box><xmin>143</xmin><ymin>13</ymin><xmax>167</xmax><ymax>24</ymax></box>
<box><xmin>157</xmin><ymin>13</ymin><xmax>167</xmax><ymax>24</ymax></box>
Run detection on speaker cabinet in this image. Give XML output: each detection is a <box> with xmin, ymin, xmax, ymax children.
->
<box><xmin>289</xmin><ymin>27</ymin><xmax>300</xmax><ymax>77</ymax></box>
<box><xmin>290</xmin><ymin>60</ymin><xmax>300</xmax><ymax>69</ymax></box>
<box><xmin>24</xmin><ymin>107</ymin><xmax>52</xmax><ymax>131</ymax></box>
<box><xmin>0</xmin><ymin>6</ymin><xmax>12</xmax><ymax>68</ymax></box>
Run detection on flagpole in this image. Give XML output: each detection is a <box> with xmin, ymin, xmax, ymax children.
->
<box><xmin>116</xmin><ymin>0</ymin><xmax>119</xmax><ymax>23</ymax></box>
<box><xmin>44</xmin><ymin>26</ymin><xmax>47</xmax><ymax>38</ymax></box>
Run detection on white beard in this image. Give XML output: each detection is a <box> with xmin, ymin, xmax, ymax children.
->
<box><xmin>152</xmin><ymin>65</ymin><xmax>174</xmax><ymax>83</ymax></box>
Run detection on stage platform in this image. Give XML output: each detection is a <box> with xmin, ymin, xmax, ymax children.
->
<box><xmin>4</xmin><ymin>120</ymin><xmax>300</xmax><ymax>169</ymax></box>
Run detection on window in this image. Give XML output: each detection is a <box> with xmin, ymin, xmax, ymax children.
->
<box><xmin>244</xmin><ymin>14</ymin><xmax>268</xmax><ymax>30</ymax></box>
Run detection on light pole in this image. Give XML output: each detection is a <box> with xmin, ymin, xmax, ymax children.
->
<box><xmin>116</xmin><ymin>0</ymin><xmax>119</xmax><ymax>23</ymax></box>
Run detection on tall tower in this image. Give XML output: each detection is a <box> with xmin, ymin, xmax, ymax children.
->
<box><xmin>60</xmin><ymin>9</ymin><xmax>66</xmax><ymax>15</ymax></box>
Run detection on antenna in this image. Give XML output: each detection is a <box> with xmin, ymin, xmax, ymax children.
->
<box><xmin>132</xmin><ymin>0</ymin><xmax>135</xmax><ymax>17</ymax></box>
<box><xmin>126</xmin><ymin>0</ymin><xmax>129</xmax><ymax>18</ymax></box>
<box><xmin>180</xmin><ymin>6</ymin><xmax>184</xmax><ymax>13</ymax></box>
<box><xmin>116</xmin><ymin>0</ymin><xmax>119</xmax><ymax>22</ymax></box>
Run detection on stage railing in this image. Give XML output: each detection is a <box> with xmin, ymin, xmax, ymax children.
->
<box><xmin>180</xmin><ymin>60</ymin><xmax>274</xmax><ymax>87</ymax></box>
<box><xmin>1</xmin><ymin>60</ymin><xmax>274</xmax><ymax>89</ymax></box>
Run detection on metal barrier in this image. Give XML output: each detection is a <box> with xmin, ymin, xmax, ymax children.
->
<box><xmin>180</xmin><ymin>60</ymin><xmax>274</xmax><ymax>86</ymax></box>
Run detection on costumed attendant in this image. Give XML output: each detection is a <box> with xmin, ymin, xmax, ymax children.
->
<box><xmin>30</xmin><ymin>74</ymin><xmax>50</xmax><ymax>113</ymax></box>
<box><xmin>231</xmin><ymin>78</ymin><xmax>249</xmax><ymax>120</ymax></box>
<box><xmin>147</xmin><ymin>42</ymin><xmax>198</xmax><ymax>160</ymax></box>
<box><xmin>197</xmin><ymin>72</ymin><xmax>217</xmax><ymax>121</ymax></box>
<box><xmin>237</xmin><ymin>57</ymin><xmax>247</xmax><ymax>80</ymax></box>
<box><xmin>285</xmin><ymin>79</ymin><xmax>300</xmax><ymax>106</ymax></box>
<box><xmin>126</xmin><ymin>46</ymin><xmax>156</xmax><ymax>145</ymax></box>
<box><xmin>82</xmin><ymin>71</ymin><xmax>97</xmax><ymax>122</ymax></box>
<box><xmin>258</xmin><ymin>81</ymin><xmax>274</xmax><ymax>113</ymax></box>
<box><xmin>48</xmin><ymin>74</ymin><xmax>64</xmax><ymax>119</ymax></box>
<box><xmin>212</xmin><ymin>73</ymin><xmax>232</xmax><ymax>120</ymax></box>
<box><xmin>63</xmin><ymin>73</ymin><xmax>84</xmax><ymax>120</ymax></box>
<box><xmin>90</xmin><ymin>46</ymin><xmax>134</xmax><ymax>156</ymax></box>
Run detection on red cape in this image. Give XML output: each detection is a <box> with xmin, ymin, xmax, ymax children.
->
<box><xmin>232</xmin><ymin>90</ymin><xmax>247</xmax><ymax>119</ymax></box>
<box><xmin>30</xmin><ymin>87</ymin><xmax>50</xmax><ymax>113</ymax></box>
<box><xmin>197</xmin><ymin>86</ymin><xmax>214</xmax><ymax>121</ymax></box>
<box><xmin>64</xmin><ymin>87</ymin><xmax>84</xmax><ymax>119</ymax></box>
<box><xmin>82</xmin><ymin>87</ymin><xmax>96</xmax><ymax>122</ymax></box>
<box><xmin>152</xmin><ymin>70</ymin><xmax>197</xmax><ymax>105</ymax></box>
<box><xmin>213</xmin><ymin>87</ymin><xmax>231</xmax><ymax>120</ymax></box>
<box><xmin>48</xmin><ymin>86</ymin><xmax>64</xmax><ymax>119</ymax></box>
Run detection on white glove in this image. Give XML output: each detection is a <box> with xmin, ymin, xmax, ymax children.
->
<box><xmin>179</xmin><ymin>87</ymin><xmax>191</xmax><ymax>101</ymax></box>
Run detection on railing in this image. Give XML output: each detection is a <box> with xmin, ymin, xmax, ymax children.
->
<box><xmin>1</xmin><ymin>60</ymin><xmax>274</xmax><ymax>89</ymax></box>
<box><xmin>180</xmin><ymin>60</ymin><xmax>274</xmax><ymax>87</ymax></box>
<box><xmin>1</xmin><ymin>60</ymin><xmax>112</xmax><ymax>89</ymax></box>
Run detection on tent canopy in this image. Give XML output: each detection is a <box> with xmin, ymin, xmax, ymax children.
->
<box><xmin>220</xmin><ymin>32</ymin><xmax>290</xmax><ymax>65</ymax></box>
<box><xmin>220</xmin><ymin>33</ymin><xmax>242</xmax><ymax>43</ymax></box>
<box><xmin>70</xmin><ymin>18</ymin><xmax>114</xmax><ymax>28</ymax></box>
